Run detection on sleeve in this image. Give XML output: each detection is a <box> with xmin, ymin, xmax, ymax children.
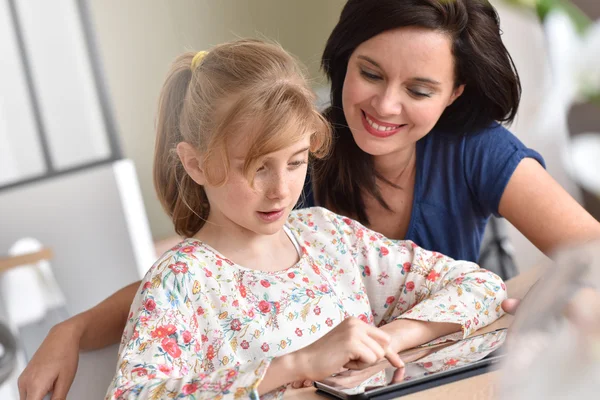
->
<box><xmin>463</xmin><ymin>123</ymin><xmax>546</xmax><ymax>217</ymax></box>
<box><xmin>327</xmin><ymin>210</ymin><xmax>508</xmax><ymax>338</ymax></box>
<box><xmin>105</xmin><ymin>257</ymin><xmax>273</xmax><ymax>400</ymax></box>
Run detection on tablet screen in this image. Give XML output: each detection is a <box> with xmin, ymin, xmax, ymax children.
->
<box><xmin>314</xmin><ymin>328</ymin><xmax>507</xmax><ymax>399</ymax></box>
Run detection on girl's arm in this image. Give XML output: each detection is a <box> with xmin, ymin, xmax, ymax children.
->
<box><xmin>499</xmin><ymin>158</ymin><xmax>600</xmax><ymax>254</ymax></box>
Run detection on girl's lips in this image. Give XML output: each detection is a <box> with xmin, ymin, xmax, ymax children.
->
<box><xmin>361</xmin><ymin>111</ymin><xmax>405</xmax><ymax>138</ymax></box>
<box><xmin>257</xmin><ymin>209</ymin><xmax>285</xmax><ymax>222</ymax></box>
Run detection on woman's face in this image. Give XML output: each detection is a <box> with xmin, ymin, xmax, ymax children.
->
<box><xmin>342</xmin><ymin>27</ymin><xmax>465</xmax><ymax>157</ymax></box>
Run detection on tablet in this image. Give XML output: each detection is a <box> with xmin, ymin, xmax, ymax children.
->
<box><xmin>314</xmin><ymin>328</ymin><xmax>507</xmax><ymax>400</ymax></box>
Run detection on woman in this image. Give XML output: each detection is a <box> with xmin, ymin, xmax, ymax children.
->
<box><xmin>18</xmin><ymin>1</ymin><xmax>600</xmax><ymax>399</ymax></box>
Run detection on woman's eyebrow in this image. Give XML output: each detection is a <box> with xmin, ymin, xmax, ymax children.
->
<box><xmin>357</xmin><ymin>55</ymin><xmax>441</xmax><ymax>86</ymax></box>
<box><xmin>357</xmin><ymin>55</ymin><xmax>381</xmax><ymax>68</ymax></box>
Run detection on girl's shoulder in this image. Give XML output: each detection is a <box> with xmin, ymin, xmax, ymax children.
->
<box><xmin>288</xmin><ymin>206</ymin><xmax>355</xmax><ymax>229</ymax></box>
<box><xmin>142</xmin><ymin>238</ymin><xmax>208</xmax><ymax>279</ymax></box>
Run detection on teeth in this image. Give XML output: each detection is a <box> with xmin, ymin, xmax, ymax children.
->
<box><xmin>365</xmin><ymin>114</ymin><xmax>400</xmax><ymax>132</ymax></box>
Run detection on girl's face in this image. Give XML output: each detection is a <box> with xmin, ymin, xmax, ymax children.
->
<box><xmin>200</xmin><ymin>134</ymin><xmax>310</xmax><ymax>237</ymax></box>
<box><xmin>342</xmin><ymin>27</ymin><xmax>465</xmax><ymax>157</ymax></box>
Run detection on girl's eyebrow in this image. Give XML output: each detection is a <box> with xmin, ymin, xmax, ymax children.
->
<box><xmin>233</xmin><ymin>147</ymin><xmax>310</xmax><ymax>162</ymax></box>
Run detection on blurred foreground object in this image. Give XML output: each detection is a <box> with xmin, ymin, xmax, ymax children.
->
<box><xmin>500</xmin><ymin>240</ymin><xmax>600</xmax><ymax>399</ymax></box>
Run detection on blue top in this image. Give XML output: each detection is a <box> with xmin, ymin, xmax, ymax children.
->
<box><xmin>302</xmin><ymin>123</ymin><xmax>545</xmax><ymax>262</ymax></box>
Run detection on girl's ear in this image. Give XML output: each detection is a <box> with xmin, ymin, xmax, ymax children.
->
<box><xmin>176</xmin><ymin>142</ymin><xmax>206</xmax><ymax>185</ymax></box>
<box><xmin>447</xmin><ymin>84</ymin><xmax>465</xmax><ymax>106</ymax></box>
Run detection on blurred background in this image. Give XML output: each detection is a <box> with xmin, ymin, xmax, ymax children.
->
<box><xmin>0</xmin><ymin>0</ymin><xmax>598</xmax><ymax>398</ymax></box>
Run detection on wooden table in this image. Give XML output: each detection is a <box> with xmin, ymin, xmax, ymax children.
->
<box><xmin>285</xmin><ymin>265</ymin><xmax>543</xmax><ymax>400</ymax></box>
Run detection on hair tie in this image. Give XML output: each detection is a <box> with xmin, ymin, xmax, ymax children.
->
<box><xmin>191</xmin><ymin>51</ymin><xmax>209</xmax><ymax>70</ymax></box>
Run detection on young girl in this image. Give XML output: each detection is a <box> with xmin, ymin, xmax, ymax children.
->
<box><xmin>105</xmin><ymin>39</ymin><xmax>506</xmax><ymax>399</ymax></box>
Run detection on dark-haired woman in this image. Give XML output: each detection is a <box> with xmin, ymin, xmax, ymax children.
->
<box><xmin>18</xmin><ymin>1</ymin><xmax>600</xmax><ymax>398</ymax></box>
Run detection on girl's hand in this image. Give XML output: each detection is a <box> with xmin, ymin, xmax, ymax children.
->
<box><xmin>293</xmin><ymin>317</ymin><xmax>404</xmax><ymax>382</ymax></box>
<box><xmin>18</xmin><ymin>322</ymin><xmax>82</xmax><ymax>400</ymax></box>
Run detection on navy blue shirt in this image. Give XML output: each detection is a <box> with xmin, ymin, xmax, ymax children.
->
<box><xmin>302</xmin><ymin>123</ymin><xmax>545</xmax><ymax>262</ymax></box>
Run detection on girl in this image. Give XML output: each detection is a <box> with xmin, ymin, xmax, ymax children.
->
<box><xmin>104</xmin><ymin>39</ymin><xmax>506</xmax><ymax>399</ymax></box>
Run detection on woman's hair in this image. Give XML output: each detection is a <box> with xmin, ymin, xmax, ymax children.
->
<box><xmin>313</xmin><ymin>0</ymin><xmax>521</xmax><ymax>224</ymax></box>
<box><xmin>154</xmin><ymin>39</ymin><xmax>332</xmax><ymax>237</ymax></box>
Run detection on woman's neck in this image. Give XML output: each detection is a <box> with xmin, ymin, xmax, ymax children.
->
<box><xmin>373</xmin><ymin>145</ymin><xmax>417</xmax><ymax>185</ymax></box>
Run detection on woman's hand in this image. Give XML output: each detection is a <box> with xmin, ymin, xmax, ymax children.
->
<box><xmin>293</xmin><ymin>317</ymin><xmax>404</xmax><ymax>383</ymax></box>
<box><xmin>501</xmin><ymin>298</ymin><xmax>521</xmax><ymax>315</ymax></box>
<box><xmin>18</xmin><ymin>321</ymin><xmax>82</xmax><ymax>400</ymax></box>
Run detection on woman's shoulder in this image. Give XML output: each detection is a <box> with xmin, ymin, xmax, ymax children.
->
<box><xmin>430</xmin><ymin>122</ymin><xmax>521</xmax><ymax>149</ymax></box>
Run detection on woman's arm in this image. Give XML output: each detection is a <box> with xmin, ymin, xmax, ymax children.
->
<box><xmin>499</xmin><ymin>158</ymin><xmax>600</xmax><ymax>254</ymax></box>
<box><xmin>18</xmin><ymin>281</ymin><xmax>140</xmax><ymax>400</ymax></box>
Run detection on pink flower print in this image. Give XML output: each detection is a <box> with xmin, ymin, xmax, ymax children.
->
<box><xmin>258</xmin><ymin>300</ymin><xmax>271</xmax><ymax>313</ymax></box>
<box><xmin>386</xmin><ymin>296</ymin><xmax>395</xmax><ymax>305</ymax></box>
<box><xmin>194</xmin><ymin>342</ymin><xmax>201</xmax><ymax>353</ymax></box>
<box><xmin>230</xmin><ymin>319</ymin><xmax>241</xmax><ymax>331</ymax></box>
<box><xmin>261</xmin><ymin>343</ymin><xmax>270</xmax><ymax>352</ymax></box>
<box><xmin>423</xmin><ymin>362</ymin><xmax>433</xmax><ymax>368</ymax></box>
<box><xmin>132</xmin><ymin>329</ymin><xmax>139</xmax><ymax>340</ymax></box>
<box><xmin>475</xmin><ymin>278</ymin><xmax>486</xmax><ymax>284</ymax></box>
<box><xmin>308</xmin><ymin>221</ymin><xmax>314</xmax><ymax>227</ymax></box>
<box><xmin>363</xmin><ymin>266</ymin><xmax>371</xmax><ymax>277</ymax></box>
<box><xmin>151</xmin><ymin>324</ymin><xmax>177</xmax><ymax>339</ymax></box>
<box><xmin>247</xmin><ymin>309</ymin><xmax>255</xmax><ymax>319</ymax></box>
<box><xmin>220</xmin><ymin>295</ymin><xmax>227</xmax><ymax>303</ymax></box>
<box><xmin>403</xmin><ymin>262</ymin><xmax>411</xmax><ymax>273</ymax></box>
<box><xmin>302</xmin><ymin>277</ymin><xmax>309</xmax><ymax>283</ymax></box>
<box><xmin>204</xmin><ymin>269</ymin><xmax>212</xmax><ymax>277</ymax></box>
<box><xmin>201</xmin><ymin>334</ymin><xmax>209</xmax><ymax>343</ymax></box>
<box><xmin>427</xmin><ymin>271</ymin><xmax>440</xmax><ymax>282</ymax></box>
<box><xmin>182</xmin><ymin>330</ymin><xmax>192</xmax><ymax>344</ymax></box>
<box><xmin>144</xmin><ymin>299</ymin><xmax>156</xmax><ymax>312</ymax></box>
<box><xmin>158</xmin><ymin>364</ymin><xmax>173</xmax><ymax>375</ymax></box>
<box><xmin>216</xmin><ymin>259</ymin><xmax>222</xmax><ymax>267</ymax></box>
<box><xmin>379</xmin><ymin>246</ymin><xmax>389</xmax><ymax>256</ymax></box>
<box><xmin>312</xmin><ymin>263</ymin><xmax>321</xmax><ymax>275</ymax></box>
<box><xmin>369</xmin><ymin>235</ymin><xmax>377</xmax><ymax>241</ymax></box>
<box><xmin>342</xmin><ymin>217</ymin><xmax>352</xmax><ymax>225</ymax></box>
<box><xmin>260</xmin><ymin>279</ymin><xmax>271</xmax><ymax>288</ymax></box>
<box><xmin>314</xmin><ymin>306</ymin><xmax>321</xmax><ymax>315</ymax></box>
<box><xmin>143</xmin><ymin>281</ymin><xmax>152</xmax><ymax>290</ymax></box>
<box><xmin>474</xmin><ymin>317</ymin><xmax>479</xmax><ymax>325</ymax></box>
<box><xmin>320</xmin><ymin>284</ymin><xmax>329</xmax><ymax>293</ymax></box>
<box><xmin>181</xmin><ymin>246</ymin><xmax>195</xmax><ymax>254</ymax></box>
<box><xmin>358</xmin><ymin>314</ymin><xmax>368</xmax><ymax>323</ymax></box>
<box><xmin>406</xmin><ymin>281</ymin><xmax>415</xmax><ymax>291</ymax></box>
<box><xmin>326</xmin><ymin>318</ymin><xmax>333</xmax><ymax>327</ymax></box>
<box><xmin>295</xmin><ymin>328</ymin><xmax>303</xmax><ymax>337</ymax></box>
<box><xmin>182</xmin><ymin>383</ymin><xmax>198</xmax><ymax>395</ymax></box>
<box><xmin>241</xmin><ymin>340</ymin><xmax>250</xmax><ymax>350</ymax></box>
<box><xmin>454</xmin><ymin>276</ymin><xmax>464</xmax><ymax>285</ymax></box>
<box><xmin>197</xmin><ymin>306</ymin><xmax>205</xmax><ymax>316</ymax></box>
<box><xmin>446</xmin><ymin>358</ymin><xmax>458</xmax><ymax>366</ymax></box>
<box><xmin>161</xmin><ymin>337</ymin><xmax>181</xmax><ymax>358</ymax></box>
<box><xmin>288</xmin><ymin>272</ymin><xmax>295</xmax><ymax>279</ymax></box>
<box><xmin>356</xmin><ymin>229</ymin><xmax>364</xmax><ymax>239</ymax></box>
<box><xmin>239</xmin><ymin>285</ymin><xmax>247</xmax><ymax>298</ymax></box>
<box><xmin>232</xmin><ymin>300</ymin><xmax>239</xmax><ymax>307</ymax></box>
<box><xmin>206</xmin><ymin>344</ymin><xmax>215</xmax><ymax>360</ymax></box>
<box><xmin>169</xmin><ymin>261</ymin><xmax>188</xmax><ymax>274</ymax></box>
<box><xmin>306</xmin><ymin>289</ymin><xmax>315</xmax><ymax>299</ymax></box>
<box><xmin>131</xmin><ymin>367</ymin><xmax>148</xmax><ymax>377</ymax></box>
<box><xmin>501</xmin><ymin>282</ymin><xmax>506</xmax><ymax>291</ymax></box>
<box><xmin>274</xmin><ymin>302</ymin><xmax>281</xmax><ymax>313</ymax></box>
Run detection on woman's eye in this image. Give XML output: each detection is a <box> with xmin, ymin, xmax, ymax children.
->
<box><xmin>360</xmin><ymin>70</ymin><xmax>382</xmax><ymax>81</ymax></box>
<box><xmin>408</xmin><ymin>89</ymin><xmax>432</xmax><ymax>98</ymax></box>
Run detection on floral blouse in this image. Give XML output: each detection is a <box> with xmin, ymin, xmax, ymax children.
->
<box><xmin>106</xmin><ymin>207</ymin><xmax>507</xmax><ymax>399</ymax></box>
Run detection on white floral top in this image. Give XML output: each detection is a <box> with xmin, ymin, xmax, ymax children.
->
<box><xmin>106</xmin><ymin>207</ymin><xmax>507</xmax><ymax>399</ymax></box>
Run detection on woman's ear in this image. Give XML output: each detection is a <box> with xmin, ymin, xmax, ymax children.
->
<box><xmin>447</xmin><ymin>84</ymin><xmax>465</xmax><ymax>106</ymax></box>
<box><xmin>176</xmin><ymin>142</ymin><xmax>206</xmax><ymax>185</ymax></box>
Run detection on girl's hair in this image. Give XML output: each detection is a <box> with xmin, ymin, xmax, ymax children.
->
<box><xmin>313</xmin><ymin>0</ymin><xmax>521</xmax><ymax>224</ymax></box>
<box><xmin>154</xmin><ymin>39</ymin><xmax>331</xmax><ymax>237</ymax></box>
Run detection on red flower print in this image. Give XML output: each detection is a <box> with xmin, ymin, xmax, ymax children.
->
<box><xmin>140</xmin><ymin>316</ymin><xmax>149</xmax><ymax>324</ymax></box>
<box><xmin>230</xmin><ymin>319</ymin><xmax>241</xmax><ymax>331</ymax></box>
<box><xmin>220</xmin><ymin>295</ymin><xmax>227</xmax><ymax>302</ymax></box>
<box><xmin>131</xmin><ymin>367</ymin><xmax>148</xmax><ymax>377</ymax></box>
<box><xmin>195</xmin><ymin>341</ymin><xmax>201</xmax><ymax>353</ymax></box>
<box><xmin>423</xmin><ymin>362</ymin><xmax>433</xmax><ymax>368</ymax></box>
<box><xmin>454</xmin><ymin>276</ymin><xmax>464</xmax><ymax>285</ymax></box>
<box><xmin>370</xmin><ymin>235</ymin><xmax>377</xmax><ymax>241</ymax></box>
<box><xmin>475</xmin><ymin>278</ymin><xmax>486</xmax><ymax>284</ymax></box>
<box><xmin>411</xmin><ymin>242</ymin><xmax>417</xmax><ymax>248</ymax></box>
<box><xmin>326</xmin><ymin>318</ymin><xmax>333</xmax><ymax>327</ymax></box>
<box><xmin>206</xmin><ymin>345</ymin><xmax>216</xmax><ymax>360</ymax></box>
<box><xmin>312</xmin><ymin>264</ymin><xmax>320</xmax><ymax>275</ymax></box>
<box><xmin>201</xmin><ymin>334</ymin><xmax>208</xmax><ymax>343</ymax></box>
<box><xmin>151</xmin><ymin>324</ymin><xmax>177</xmax><ymax>338</ymax></box>
<box><xmin>364</xmin><ymin>266</ymin><xmax>371</xmax><ymax>276</ymax></box>
<box><xmin>501</xmin><ymin>282</ymin><xmax>506</xmax><ymax>291</ymax></box>
<box><xmin>306</xmin><ymin>289</ymin><xmax>315</xmax><ymax>299</ymax></box>
<box><xmin>182</xmin><ymin>383</ymin><xmax>198</xmax><ymax>395</ymax></box>
<box><xmin>216</xmin><ymin>259</ymin><xmax>222</xmax><ymax>266</ymax></box>
<box><xmin>260</xmin><ymin>279</ymin><xmax>271</xmax><ymax>288</ymax></box>
<box><xmin>343</xmin><ymin>217</ymin><xmax>352</xmax><ymax>225</ymax></box>
<box><xmin>161</xmin><ymin>337</ymin><xmax>181</xmax><ymax>358</ymax></box>
<box><xmin>158</xmin><ymin>364</ymin><xmax>172</xmax><ymax>375</ymax></box>
<box><xmin>314</xmin><ymin>306</ymin><xmax>321</xmax><ymax>315</ymax></box>
<box><xmin>144</xmin><ymin>299</ymin><xmax>156</xmax><ymax>312</ymax></box>
<box><xmin>465</xmin><ymin>320</ymin><xmax>471</xmax><ymax>329</ymax></box>
<box><xmin>358</xmin><ymin>314</ymin><xmax>368</xmax><ymax>323</ymax></box>
<box><xmin>204</xmin><ymin>269</ymin><xmax>212</xmax><ymax>277</ymax></box>
<box><xmin>132</xmin><ymin>329</ymin><xmax>139</xmax><ymax>340</ymax></box>
<box><xmin>308</xmin><ymin>221</ymin><xmax>314</xmax><ymax>227</ymax></box>
<box><xmin>403</xmin><ymin>262</ymin><xmax>411</xmax><ymax>273</ymax></box>
<box><xmin>446</xmin><ymin>358</ymin><xmax>458</xmax><ymax>366</ymax></box>
<box><xmin>474</xmin><ymin>317</ymin><xmax>479</xmax><ymax>325</ymax></box>
<box><xmin>295</xmin><ymin>328</ymin><xmax>303</xmax><ymax>337</ymax></box>
<box><xmin>427</xmin><ymin>271</ymin><xmax>441</xmax><ymax>282</ymax></box>
<box><xmin>258</xmin><ymin>300</ymin><xmax>271</xmax><ymax>313</ymax></box>
<box><xmin>386</xmin><ymin>296</ymin><xmax>395</xmax><ymax>305</ymax></box>
<box><xmin>182</xmin><ymin>330</ymin><xmax>192</xmax><ymax>344</ymax></box>
<box><xmin>169</xmin><ymin>261</ymin><xmax>188</xmax><ymax>274</ymax></box>
<box><xmin>197</xmin><ymin>306</ymin><xmax>205</xmax><ymax>316</ymax></box>
<box><xmin>356</xmin><ymin>229</ymin><xmax>364</xmax><ymax>239</ymax></box>
<box><xmin>379</xmin><ymin>247</ymin><xmax>389</xmax><ymax>256</ymax></box>
<box><xmin>406</xmin><ymin>281</ymin><xmax>415</xmax><ymax>292</ymax></box>
<box><xmin>247</xmin><ymin>309</ymin><xmax>255</xmax><ymax>319</ymax></box>
<box><xmin>274</xmin><ymin>302</ymin><xmax>281</xmax><ymax>313</ymax></box>
<box><xmin>241</xmin><ymin>340</ymin><xmax>250</xmax><ymax>350</ymax></box>
<box><xmin>232</xmin><ymin>300</ymin><xmax>239</xmax><ymax>307</ymax></box>
<box><xmin>261</xmin><ymin>342</ymin><xmax>270</xmax><ymax>352</ymax></box>
<box><xmin>143</xmin><ymin>281</ymin><xmax>152</xmax><ymax>290</ymax></box>
<box><xmin>302</xmin><ymin>277</ymin><xmax>309</xmax><ymax>283</ymax></box>
<box><xmin>320</xmin><ymin>284</ymin><xmax>329</xmax><ymax>293</ymax></box>
<box><xmin>181</xmin><ymin>246</ymin><xmax>195</xmax><ymax>254</ymax></box>
<box><xmin>239</xmin><ymin>285</ymin><xmax>247</xmax><ymax>298</ymax></box>
<box><xmin>288</xmin><ymin>272</ymin><xmax>295</xmax><ymax>279</ymax></box>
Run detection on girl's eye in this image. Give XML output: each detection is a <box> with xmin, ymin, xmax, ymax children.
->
<box><xmin>256</xmin><ymin>165</ymin><xmax>266</xmax><ymax>172</ymax></box>
<box><xmin>408</xmin><ymin>89</ymin><xmax>432</xmax><ymax>98</ymax></box>
<box><xmin>289</xmin><ymin>160</ymin><xmax>307</xmax><ymax>169</ymax></box>
<box><xmin>360</xmin><ymin>69</ymin><xmax>382</xmax><ymax>81</ymax></box>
